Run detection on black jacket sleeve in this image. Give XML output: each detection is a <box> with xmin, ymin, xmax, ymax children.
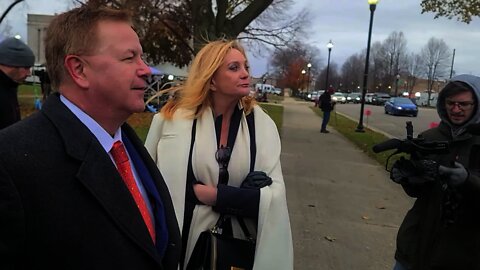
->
<box><xmin>213</xmin><ymin>184</ymin><xmax>260</xmax><ymax>218</ymax></box>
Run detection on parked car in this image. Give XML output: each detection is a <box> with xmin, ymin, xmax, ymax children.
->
<box><xmin>384</xmin><ymin>97</ymin><xmax>418</xmax><ymax>117</ymax></box>
<box><xmin>371</xmin><ymin>93</ymin><xmax>391</xmax><ymax>105</ymax></box>
<box><xmin>331</xmin><ymin>93</ymin><xmax>346</xmax><ymax>104</ymax></box>
<box><xmin>307</xmin><ymin>91</ymin><xmax>320</xmax><ymax>102</ymax></box>
<box><xmin>365</xmin><ymin>93</ymin><xmax>374</xmax><ymax>104</ymax></box>
<box><xmin>255</xmin><ymin>83</ymin><xmax>276</xmax><ymax>94</ymax></box>
<box><xmin>346</xmin><ymin>92</ymin><xmax>361</xmax><ymax>103</ymax></box>
<box><xmin>273</xmin><ymin>87</ymin><xmax>283</xmax><ymax>95</ymax></box>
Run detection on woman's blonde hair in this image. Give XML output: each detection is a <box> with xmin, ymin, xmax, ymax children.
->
<box><xmin>160</xmin><ymin>39</ymin><xmax>256</xmax><ymax>119</ymax></box>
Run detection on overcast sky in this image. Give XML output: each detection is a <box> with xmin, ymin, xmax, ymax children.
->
<box><xmin>246</xmin><ymin>0</ymin><xmax>480</xmax><ymax>78</ymax></box>
<box><xmin>2</xmin><ymin>0</ymin><xmax>479</xmax><ymax>78</ymax></box>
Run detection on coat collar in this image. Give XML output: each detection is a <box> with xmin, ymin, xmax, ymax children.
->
<box><xmin>40</xmin><ymin>94</ymin><xmax>164</xmax><ymax>265</ymax></box>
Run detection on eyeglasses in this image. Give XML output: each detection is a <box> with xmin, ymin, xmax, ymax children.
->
<box><xmin>445</xmin><ymin>100</ymin><xmax>475</xmax><ymax>110</ymax></box>
<box><xmin>215</xmin><ymin>146</ymin><xmax>231</xmax><ymax>184</ymax></box>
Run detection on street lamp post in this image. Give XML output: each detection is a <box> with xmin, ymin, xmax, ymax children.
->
<box><xmin>307</xmin><ymin>63</ymin><xmax>312</xmax><ymax>92</ymax></box>
<box><xmin>394</xmin><ymin>74</ymin><xmax>400</xmax><ymax>96</ymax></box>
<box><xmin>356</xmin><ymin>0</ymin><xmax>380</xmax><ymax>133</ymax></box>
<box><xmin>301</xmin><ymin>69</ymin><xmax>306</xmax><ymax>92</ymax></box>
<box><xmin>325</xmin><ymin>40</ymin><xmax>334</xmax><ymax>90</ymax></box>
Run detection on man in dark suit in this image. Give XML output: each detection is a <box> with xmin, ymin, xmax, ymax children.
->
<box><xmin>0</xmin><ymin>6</ymin><xmax>181</xmax><ymax>269</ymax></box>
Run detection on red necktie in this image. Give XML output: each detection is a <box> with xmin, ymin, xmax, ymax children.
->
<box><xmin>110</xmin><ymin>141</ymin><xmax>156</xmax><ymax>243</ymax></box>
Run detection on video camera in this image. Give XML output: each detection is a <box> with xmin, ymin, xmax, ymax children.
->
<box><xmin>372</xmin><ymin>121</ymin><xmax>450</xmax><ymax>180</ymax></box>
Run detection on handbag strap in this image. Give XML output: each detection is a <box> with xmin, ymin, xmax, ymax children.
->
<box><xmin>189</xmin><ymin>109</ymin><xmax>257</xmax><ymax>240</ymax></box>
<box><xmin>246</xmin><ymin>111</ymin><xmax>256</xmax><ymax>173</ymax></box>
<box><xmin>214</xmin><ymin>110</ymin><xmax>256</xmax><ymax>241</ymax></box>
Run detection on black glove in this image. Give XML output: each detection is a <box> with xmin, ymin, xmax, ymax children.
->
<box><xmin>390</xmin><ymin>158</ymin><xmax>436</xmax><ymax>185</ymax></box>
<box><xmin>241</xmin><ymin>171</ymin><xmax>273</xmax><ymax>189</ymax></box>
<box><xmin>439</xmin><ymin>161</ymin><xmax>468</xmax><ymax>187</ymax></box>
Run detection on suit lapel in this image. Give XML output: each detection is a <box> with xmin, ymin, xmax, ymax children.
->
<box><xmin>76</xmin><ymin>143</ymin><xmax>162</xmax><ymax>264</ymax></box>
<box><xmin>41</xmin><ymin>94</ymin><xmax>163</xmax><ymax>265</ymax></box>
<box><xmin>122</xmin><ymin>124</ymin><xmax>182</xmax><ymax>268</ymax></box>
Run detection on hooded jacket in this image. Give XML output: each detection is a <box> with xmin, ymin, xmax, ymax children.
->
<box><xmin>395</xmin><ymin>74</ymin><xmax>480</xmax><ymax>270</ymax></box>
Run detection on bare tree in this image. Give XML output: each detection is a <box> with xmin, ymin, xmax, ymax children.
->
<box><xmin>270</xmin><ymin>40</ymin><xmax>321</xmax><ymax>94</ymax></box>
<box><xmin>420</xmin><ymin>37</ymin><xmax>450</xmax><ymax>105</ymax></box>
<box><xmin>370</xmin><ymin>41</ymin><xmax>388</xmax><ymax>91</ymax></box>
<box><xmin>340</xmin><ymin>53</ymin><xmax>363</xmax><ymax>92</ymax></box>
<box><xmin>381</xmin><ymin>31</ymin><xmax>408</xmax><ymax>90</ymax></box>
<box><xmin>405</xmin><ymin>52</ymin><xmax>425</xmax><ymax>95</ymax></box>
<box><xmin>0</xmin><ymin>19</ymin><xmax>13</xmax><ymax>39</ymax></box>
<box><xmin>316</xmin><ymin>62</ymin><xmax>340</xmax><ymax>91</ymax></box>
<box><xmin>0</xmin><ymin>0</ymin><xmax>24</xmax><ymax>25</ymax></box>
<box><xmin>77</xmin><ymin>0</ymin><xmax>308</xmax><ymax>67</ymax></box>
<box><xmin>240</xmin><ymin>1</ymin><xmax>309</xmax><ymax>57</ymax></box>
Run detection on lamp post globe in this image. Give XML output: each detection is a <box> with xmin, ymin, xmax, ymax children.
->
<box><xmin>356</xmin><ymin>0</ymin><xmax>380</xmax><ymax>133</ymax></box>
<box><xmin>325</xmin><ymin>40</ymin><xmax>334</xmax><ymax>90</ymax></box>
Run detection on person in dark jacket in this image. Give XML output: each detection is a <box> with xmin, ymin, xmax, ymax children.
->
<box><xmin>0</xmin><ymin>6</ymin><xmax>181</xmax><ymax>269</ymax></box>
<box><xmin>319</xmin><ymin>87</ymin><xmax>335</xmax><ymax>133</ymax></box>
<box><xmin>0</xmin><ymin>37</ymin><xmax>35</xmax><ymax>129</ymax></box>
<box><xmin>390</xmin><ymin>74</ymin><xmax>480</xmax><ymax>270</ymax></box>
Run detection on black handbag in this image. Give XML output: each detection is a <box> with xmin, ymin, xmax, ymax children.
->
<box><xmin>187</xmin><ymin>215</ymin><xmax>256</xmax><ymax>270</ymax></box>
<box><xmin>186</xmin><ymin>112</ymin><xmax>257</xmax><ymax>270</ymax></box>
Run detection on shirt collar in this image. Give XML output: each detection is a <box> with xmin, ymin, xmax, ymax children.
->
<box><xmin>60</xmin><ymin>95</ymin><xmax>122</xmax><ymax>153</ymax></box>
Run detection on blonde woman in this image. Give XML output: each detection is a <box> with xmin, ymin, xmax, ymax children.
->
<box><xmin>145</xmin><ymin>40</ymin><xmax>293</xmax><ymax>269</ymax></box>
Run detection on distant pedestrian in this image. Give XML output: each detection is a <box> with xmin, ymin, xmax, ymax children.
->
<box><xmin>0</xmin><ymin>37</ymin><xmax>35</xmax><ymax>129</ymax></box>
<box><xmin>319</xmin><ymin>87</ymin><xmax>335</xmax><ymax>133</ymax></box>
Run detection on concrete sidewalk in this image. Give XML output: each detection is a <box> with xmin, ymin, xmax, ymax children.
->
<box><xmin>280</xmin><ymin>97</ymin><xmax>413</xmax><ymax>270</ymax></box>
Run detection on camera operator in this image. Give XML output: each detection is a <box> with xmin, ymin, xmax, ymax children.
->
<box><xmin>391</xmin><ymin>74</ymin><xmax>480</xmax><ymax>270</ymax></box>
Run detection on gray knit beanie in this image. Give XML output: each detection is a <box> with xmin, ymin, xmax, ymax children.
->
<box><xmin>0</xmin><ymin>37</ymin><xmax>35</xmax><ymax>67</ymax></box>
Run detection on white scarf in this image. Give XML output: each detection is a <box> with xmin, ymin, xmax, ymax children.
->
<box><xmin>145</xmin><ymin>105</ymin><xmax>293</xmax><ymax>269</ymax></box>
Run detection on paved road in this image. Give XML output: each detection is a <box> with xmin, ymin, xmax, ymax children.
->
<box><xmin>334</xmin><ymin>103</ymin><xmax>440</xmax><ymax>138</ymax></box>
<box><xmin>281</xmin><ymin>97</ymin><xmax>412</xmax><ymax>270</ymax></box>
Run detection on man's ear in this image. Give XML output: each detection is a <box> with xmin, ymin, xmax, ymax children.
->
<box><xmin>64</xmin><ymin>55</ymin><xmax>89</xmax><ymax>89</ymax></box>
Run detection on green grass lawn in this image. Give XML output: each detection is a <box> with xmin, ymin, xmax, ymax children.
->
<box><xmin>259</xmin><ymin>103</ymin><xmax>283</xmax><ymax>135</ymax></box>
<box><xmin>128</xmin><ymin>103</ymin><xmax>283</xmax><ymax>142</ymax></box>
<box><xmin>18</xmin><ymin>84</ymin><xmax>41</xmax><ymax>96</ymax></box>
<box><xmin>266</xmin><ymin>94</ymin><xmax>284</xmax><ymax>104</ymax></box>
<box><xmin>311</xmin><ymin>106</ymin><xmax>406</xmax><ymax>169</ymax></box>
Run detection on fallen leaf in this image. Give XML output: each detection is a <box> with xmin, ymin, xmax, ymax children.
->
<box><xmin>324</xmin><ymin>236</ymin><xmax>336</xmax><ymax>242</ymax></box>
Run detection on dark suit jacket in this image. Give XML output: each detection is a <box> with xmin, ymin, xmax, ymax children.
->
<box><xmin>0</xmin><ymin>94</ymin><xmax>181</xmax><ymax>269</ymax></box>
